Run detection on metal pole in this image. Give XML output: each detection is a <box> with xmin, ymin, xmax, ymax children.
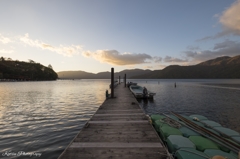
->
<box><xmin>111</xmin><ymin>68</ymin><xmax>114</xmax><ymax>98</ymax></box>
<box><xmin>124</xmin><ymin>74</ymin><xmax>126</xmax><ymax>87</ymax></box>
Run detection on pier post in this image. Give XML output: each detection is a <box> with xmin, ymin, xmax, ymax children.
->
<box><xmin>124</xmin><ymin>74</ymin><xmax>126</xmax><ymax>87</ymax></box>
<box><xmin>119</xmin><ymin>76</ymin><xmax>120</xmax><ymax>84</ymax></box>
<box><xmin>111</xmin><ymin>68</ymin><xmax>114</xmax><ymax>98</ymax></box>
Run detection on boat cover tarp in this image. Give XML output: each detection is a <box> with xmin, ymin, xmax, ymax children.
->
<box><xmin>192</xmin><ymin>120</ymin><xmax>205</xmax><ymax>127</ymax></box>
<box><xmin>159</xmin><ymin>125</ymin><xmax>182</xmax><ymax>141</ymax></box>
<box><xmin>154</xmin><ymin>120</ymin><xmax>167</xmax><ymax>132</ymax></box>
<box><xmin>230</xmin><ymin>151</ymin><xmax>239</xmax><ymax>158</ymax></box>
<box><xmin>179</xmin><ymin>115</ymin><xmax>192</xmax><ymax>121</ymax></box>
<box><xmin>151</xmin><ymin>114</ymin><xmax>165</xmax><ymax>123</ymax></box>
<box><xmin>151</xmin><ymin>114</ymin><xmax>180</xmax><ymax>128</ymax></box>
<box><xmin>179</xmin><ymin>126</ymin><xmax>200</xmax><ymax>137</ymax></box>
<box><xmin>178</xmin><ymin>115</ymin><xmax>206</xmax><ymax>127</ymax></box>
<box><xmin>218</xmin><ymin>144</ymin><xmax>230</xmax><ymax>153</ymax></box>
<box><xmin>204</xmin><ymin>149</ymin><xmax>237</xmax><ymax>159</ymax></box>
<box><xmin>232</xmin><ymin>136</ymin><xmax>240</xmax><ymax>144</ymax></box>
<box><xmin>214</xmin><ymin>127</ymin><xmax>240</xmax><ymax>137</ymax></box>
<box><xmin>201</xmin><ymin>120</ymin><xmax>222</xmax><ymax>128</ymax></box>
<box><xmin>166</xmin><ymin>135</ymin><xmax>196</xmax><ymax>153</ymax></box>
<box><xmin>189</xmin><ymin>114</ymin><xmax>208</xmax><ymax>121</ymax></box>
<box><xmin>205</xmin><ymin>128</ymin><xmax>221</xmax><ymax>136</ymax></box>
<box><xmin>167</xmin><ymin>115</ymin><xmax>179</xmax><ymax>121</ymax></box>
<box><xmin>189</xmin><ymin>136</ymin><xmax>219</xmax><ymax>152</ymax></box>
<box><xmin>175</xmin><ymin>148</ymin><xmax>209</xmax><ymax>159</ymax></box>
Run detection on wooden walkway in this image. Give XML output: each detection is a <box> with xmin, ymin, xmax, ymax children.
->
<box><xmin>58</xmin><ymin>84</ymin><xmax>169</xmax><ymax>159</ymax></box>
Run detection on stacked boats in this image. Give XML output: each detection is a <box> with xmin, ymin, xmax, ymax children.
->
<box><xmin>151</xmin><ymin>113</ymin><xmax>240</xmax><ymax>159</ymax></box>
<box><xmin>129</xmin><ymin>85</ymin><xmax>156</xmax><ymax>99</ymax></box>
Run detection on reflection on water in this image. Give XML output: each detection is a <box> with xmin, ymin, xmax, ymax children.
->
<box><xmin>0</xmin><ymin>79</ymin><xmax>240</xmax><ymax>159</ymax></box>
<box><xmin>134</xmin><ymin>79</ymin><xmax>240</xmax><ymax>133</ymax></box>
<box><xmin>0</xmin><ymin>80</ymin><xmax>110</xmax><ymax>159</ymax></box>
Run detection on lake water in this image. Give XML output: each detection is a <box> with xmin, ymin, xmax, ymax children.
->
<box><xmin>0</xmin><ymin>79</ymin><xmax>240</xmax><ymax>159</ymax></box>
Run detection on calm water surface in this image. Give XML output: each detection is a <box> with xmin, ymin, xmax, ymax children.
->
<box><xmin>0</xmin><ymin>79</ymin><xmax>240</xmax><ymax>159</ymax></box>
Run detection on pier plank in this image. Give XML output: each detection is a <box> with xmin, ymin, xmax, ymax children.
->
<box><xmin>60</xmin><ymin>148</ymin><xmax>168</xmax><ymax>159</ymax></box>
<box><xmin>58</xmin><ymin>83</ymin><xmax>169</xmax><ymax>159</ymax></box>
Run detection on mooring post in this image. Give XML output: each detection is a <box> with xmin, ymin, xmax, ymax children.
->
<box><xmin>124</xmin><ymin>74</ymin><xmax>126</xmax><ymax>87</ymax></box>
<box><xmin>119</xmin><ymin>76</ymin><xmax>120</xmax><ymax>84</ymax></box>
<box><xmin>111</xmin><ymin>68</ymin><xmax>114</xmax><ymax>98</ymax></box>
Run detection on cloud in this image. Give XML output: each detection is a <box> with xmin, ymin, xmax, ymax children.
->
<box><xmin>144</xmin><ymin>64</ymin><xmax>167</xmax><ymax>70</ymax></box>
<box><xmin>19</xmin><ymin>33</ymin><xmax>82</xmax><ymax>57</ymax></box>
<box><xmin>0</xmin><ymin>34</ymin><xmax>11</xmax><ymax>44</ymax></box>
<box><xmin>187</xmin><ymin>46</ymin><xmax>200</xmax><ymax>51</ymax></box>
<box><xmin>144</xmin><ymin>65</ymin><xmax>153</xmax><ymax>69</ymax></box>
<box><xmin>153</xmin><ymin>56</ymin><xmax>162</xmax><ymax>63</ymax></box>
<box><xmin>164</xmin><ymin>56</ymin><xmax>188</xmax><ymax>63</ymax></box>
<box><xmin>213</xmin><ymin>39</ymin><xmax>238</xmax><ymax>50</ymax></box>
<box><xmin>184</xmin><ymin>40</ymin><xmax>240</xmax><ymax>62</ymax></box>
<box><xmin>82</xmin><ymin>50</ymin><xmax>153</xmax><ymax>65</ymax></box>
<box><xmin>82</xmin><ymin>51</ymin><xmax>92</xmax><ymax>57</ymax></box>
<box><xmin>197</xmin><ymin>0</ymin><xmax>240</xmax><ymax>41</ymax></box>
<box><xmin>213</xmin><ymin>14</ymin><xmax>220</xmax><ymax>18</ymax></box>
<box><xmin>0</xmin><ymin>49</ymin><xmax>14</xmax><ymax>54</ymax></box>
<box><xmin>196</xmin><ymin>30</ymin><xmax>232</xmax><ymax>41</ymax></box>
<box><xmin>220</xmin><ymin>0</ymin><xmax>240</xmax><ymax>35</ymax></box>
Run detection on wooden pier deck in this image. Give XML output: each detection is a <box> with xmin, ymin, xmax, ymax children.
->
<box><xmin>58</xmin><ymin>84</ymin><xmax>169</xmax><ymax>159</ymax></box>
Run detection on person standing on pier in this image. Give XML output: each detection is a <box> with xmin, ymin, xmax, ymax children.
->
<box><xmin>143</xmin><ymin>87</ymin><xmax>148</xmax><ymax>97</ymax></box>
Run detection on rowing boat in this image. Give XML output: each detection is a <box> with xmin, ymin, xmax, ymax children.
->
<box><xmin>127</xmin><ymin>82</ymin><xmax>137</xmax><ymax>87</ymax></box>
<box><xmin>150</xmin><ymin>113</ymin><xmax>240</xmax><ymax>159</ymax></box>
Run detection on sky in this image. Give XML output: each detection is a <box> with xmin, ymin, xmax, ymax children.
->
<box><xmin>0</xmin><ymin>0</ymin><xmax>240</xmax><ymax>73</ymax></box>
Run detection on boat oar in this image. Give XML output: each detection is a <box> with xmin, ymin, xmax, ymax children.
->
<box><xmin>170</xmin><ymin>112</ymin><xmax>240</xmax><ymax>153</ymax></box>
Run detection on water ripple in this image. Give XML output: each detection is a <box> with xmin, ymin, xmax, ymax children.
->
<box><xmin>0</xmin><ymin>80</ymin><xmax>108</xmax><ymax>159</ymax></box>
<box><xmin>1</xmin><ymin>79</ymin><xmax>239</xmax><ymax>159</ymax></box>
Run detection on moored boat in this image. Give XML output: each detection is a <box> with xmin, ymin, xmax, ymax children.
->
<box><xmin>129</xmin><ymin>85</ymin><xmax>156</xmax><ymax>99</ymax></box>
<box><xmin>127</xmin><ymin>82</ymin><xmax>137</xmax><ymax>87</ymax></box>
<box><xmin>150</xmin><ymin>113</ymin><xmax>240</xmax><ymax>159</ymax></box>
<box><xmin>109</xmin><ymin>80</ymin><xmax>118</xmax><ymax>88</ymax></box>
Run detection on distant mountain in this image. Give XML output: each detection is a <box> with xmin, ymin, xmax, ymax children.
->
<box><xmin>197</xmin><ymin>55</ymin><xmax>240</xmax><ymax>66</ymax></box>
<box><xmin>57</xmin><ymin>55</ymin><xmax>240</xmax><ymax>79</ymax></box>
<box><xmin>133</xmin><ymin>55</ymin><xmax>240</xmax><ymax>79</ymax></box>
<box><xmin>115</xmin><ymin>69</ymin><xmax>152</xmax><ymax>78</ymax></box>
<box><xmin>57</xmin><ymin>71</ymin><xmax>95</xmax><ymax>79</ymax></box>
<box><xmin>57</xmin><ymin>69</ymin><xmax>152</xmax><ymax>79</ymax></box>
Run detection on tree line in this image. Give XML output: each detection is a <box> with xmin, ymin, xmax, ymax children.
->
<box><xmin>0</xmin><ymin>57</ymin><xmax>58</xmax><ymax>81</ymax></box>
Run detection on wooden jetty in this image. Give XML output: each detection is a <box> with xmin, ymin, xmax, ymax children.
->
<box><xmin>58</xmin><ymin>83</ymin><xmax>170</xmax><ymax>159</ymax></box>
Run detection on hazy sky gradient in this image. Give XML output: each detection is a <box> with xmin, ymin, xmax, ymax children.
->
<box><xmin>1</xmin><ymin>0</ymin><xmax>240</xmax><ymax>73</ymax></box>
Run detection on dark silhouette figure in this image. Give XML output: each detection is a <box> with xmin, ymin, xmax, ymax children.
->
<box><xmin>143</xmin><ymin>87</ymin><xmax>148</xmax><ymax>97</ymax></box>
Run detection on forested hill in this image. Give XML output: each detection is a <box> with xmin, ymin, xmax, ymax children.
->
<box><xmin>57</xmin><ymin>55</ymin><xmax>240</xmax><ymax>79</ymax></box>
<box><xmin>57</xmin><ymin>69</ymin><xmax>152</xmax><ymax>79</ymax></box>
<box><xmin>0</xmin><ymin>58</ymin><xmax>58</xmax><ymax>81</ymax></box>
<box><xmin>132</xmin><ymin>55</ymin><xmax>240</xmax><ymax>79</ymax></box>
